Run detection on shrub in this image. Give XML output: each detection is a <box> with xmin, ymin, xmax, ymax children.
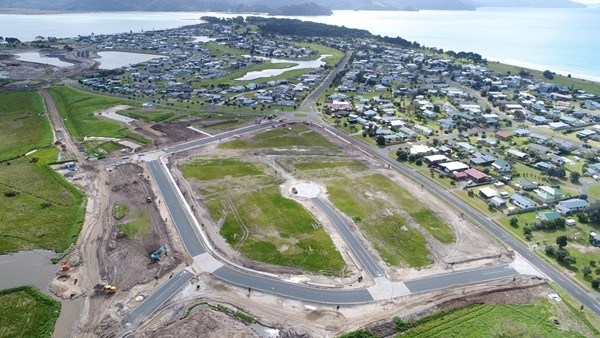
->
<box><xmin>4</xmin><ymin>190</ymin><xmax>19</xmax><ymax>197</ymax></box>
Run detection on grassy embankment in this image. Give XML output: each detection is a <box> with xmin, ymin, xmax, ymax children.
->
<box><xmin>0</xmin><ymin>286</ymin><xmax>61</xmax><ymax>338</ymax></box>
<box><xmin>342</xmin><ymin>301</ymin><xmax>598</xmax><ymax>338</ymax></box>
<box><xmin>0</xmin><ymin>91</ymin><xmax>52</xmax><ymax>161</ymax></box>
<box><xmin>0</xmin><ymin>91</ymin><xmax>86</xmax><ymax>254</ymax></box>
<box><xmin>181</xmin><ymin>157</ymin><xmax>345</xmax><ymax>275</ymax></box>
<box><xmin>47</xmin><ymin>85</ymin><xmax>147</xmax><ymax>144</ymax></box>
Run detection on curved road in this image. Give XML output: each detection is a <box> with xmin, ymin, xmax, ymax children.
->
<box><xmin>124</xmin><ymin>132</ymin><xmax>520</xmax><ymax>327</ymax></box>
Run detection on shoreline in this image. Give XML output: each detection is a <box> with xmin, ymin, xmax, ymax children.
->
<box><xmin>1</xmin><ymin>10</ymin><xmax>598</xmax><ymax>87</ymax></box>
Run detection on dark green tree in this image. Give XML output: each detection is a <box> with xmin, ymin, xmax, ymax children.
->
<box><xmin>556</xmin><ymin>235</ymin><xmax>568</xmax><ymax>249</ymax></box>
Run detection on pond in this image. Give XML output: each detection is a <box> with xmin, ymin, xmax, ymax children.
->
<box><xmin>15</xmin><ymin>52</ymin><xmax>74</xmax><ymax>67</ymax></box>
<box><xmin>97</xmin><ymin>51</ymin><xmax>166</xmax><ymax>70</ymax></box>
<box><xmin>235</xmin><ymin>54</ymin><xmax>330</xmax><ymax>81</ymax></box>
<box><xmin>0</xmin><ymin>250</ymin><xmax>57</xmax><ymax>293</ymax></box>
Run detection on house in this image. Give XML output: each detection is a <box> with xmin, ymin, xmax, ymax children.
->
<box><xmin>469</xmin><ymin>152</ymin><xmax>496</xmax><ymax>166</ymax></box>
<box><xmin>556</xmin><ymin>198</ymin><xmax>589</xmax><ymax>215</ymax></box>
<box><xmin>507</xmin><ymin>149</ymin><xmax>529</xmax><ymax>161</ymax></box>
<box><xmin>586</xmin><ymin>163</ymin><xmax>600</xmax><ymax>175</ymax></box>
<box><xmin>534</xmin><ymin>186</ymin><xmax>564</xmax><ymax>203</ymax></box>
<box><xmin>424</xmin><ymin>154</ymin><xmax>449</xmax><ymax>165</ymax></box>
<box><xmin>479</xmin><ymin>187</ymin><xmax>498</xmax><ymax>199</ymax></box>
<box><xmin>513</xmin><ymin>129</ymin><xmax>531</xmax><ymax>137</ymax></box>
<box><xmin>492</xmin><ymin>158</ymin><xmax>511</xmax><ymax>172</ymax></box>
<box><xmin>438</xmin><ymin>118</ymin><xmax>456</xmax><ymax>130</ymax></box>
<box><xmin>516</xmin><ymin>178</ymin><xmax>538</xmax><ymax>191</ymax></box>
<box><xmin>439</xmin><ymin>161</ymin><xmax>469</xmax><ymax>173</ymax></box>
<box><xmin>413</xmin><ymin>124</ymin><xmax>432</xmax><ymax>136</ymax></box>
<box><xmin>576</xmin><ymin>129</ymin><xmax>596</xmax><ymax>140</ymax></box>
<box><xmin>409</xmin><ymin>144</ymin><xmax>437</xmax><ymax>155</ymax></box>
<box><xmin>464</xmin><ymin>168</ymin><xmax>490</xmax><ymax>182</ymax></box>
<box><xmin>537</xmin><ymin>211</ymin><xmax>562</xmax><ymax>222</ymax></box>
<box><xmin>533</xmin><ymin>161</ymin><xmax>555</xmax><ymax>172</ymax></box>
<box><xmin>528</xmin><ymin>133</ymin><xmax>549</xmax><ymax>144</ymax></box>
<box><xmin>495</xmin><ymin>131</ymin><xmax>511</xmax><ymax>141</ymax></box>
<box><xmin>456</xmin><ymin>142</ymin><xmax>476</xmax><ymax>153</ymax></box>
<box><xmin>510</xmin><ymin>194</ymin><xmax>535</xmax><ymax>209</ymax></box>
<box><xmin>490</xmin><ymin>196</ymin><xmax>507</xmax><ymax>208</ymax></box>
<box><xmin>529</xmin><ymin>115</ymin><xmax>549</xmax><ymax>125</ymax></box>
<box><xmin>555</xmin><ymin>139</ymin><xmax>579</xmax><ymax>152</ymax></box>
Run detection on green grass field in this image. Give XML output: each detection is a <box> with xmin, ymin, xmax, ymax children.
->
<box><xmin>113</xmin><ymin>203</ymin><xmax>129</xmax><ymax>220</ymax></box>
<box><xmin>0</xmin><ymin>285</ymin><xmax>61</xmax><ymax>338</ymax></box>
<box><xmin>327</xmin><ymin>177</ymin><xmax>431</xmax><ymax>268</ymax></box>
<box><xmin>48</xmin><ymin>85</ymin><xmax>146</xmax><ymax>143</ymax></box>
<box><xmin>118</xmin><ymin>109</ymin><xmax>174</xmax><ymax>122</ymax></box>
<box><xmin>182</xmin><ymin>157</ymin><xmax>345</xmax><ymax>274</ymax></box>
<box><xmin>0</xmin><ymin>91</ymin><xmax>52</xmax><ymax>161</ymax></box>
<box><xmin>208</xmin><ymin>186</ymin><xmax>345</xmax><ymax>274</ymax></box>
<box><xmin>363</xmin><ymin>174</ymin><xmax>455</xmax><ymax>244</ymax></box>
<box><xmin>220</xmin><ymin>124</ymin><xmax>337</xmax><ymax>151</ymax></box>
<box><xmin>398</xmin><ymin>303</ymin><xmax>594</xmax><ymax>338</ymax></box>
<box><xmin>587</xmin><ymin>184</ymin><xmax>600</xmax><ymax>200</ymax></box>
<box><xmin>180</xmin><ymin>158</ymin><xmax>263</xmax><ymax>181</ymax></box>
<box><xmin>0</xmin><ymin>148</ymin><xmax>86</xmax><ymax>254</ymax></box>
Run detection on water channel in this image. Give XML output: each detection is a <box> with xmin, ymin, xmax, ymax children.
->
<box><xmin>235</xmin><ymin>54</ymin><xmax>330</xmax><ymax>81</ymax></box>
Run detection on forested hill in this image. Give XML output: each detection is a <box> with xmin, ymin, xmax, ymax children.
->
<box><xmin>0</xmin><ymin>0</ymin><xmax>332</xmax><ymax>15</ymax></box>
<box><xmin>0</xmin><ymin>0</ymin><xmax>587</xmax><ymax>13</ymax></box>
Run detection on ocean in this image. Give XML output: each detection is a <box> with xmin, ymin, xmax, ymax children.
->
<box><xmin>0</xmin><ymin>8</ymin><xmax>598</xmax><ymax>81</ymax></box>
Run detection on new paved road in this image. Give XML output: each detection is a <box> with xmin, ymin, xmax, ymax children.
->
<box><xmin>123</xmin><ymin>270</ymin><xmax>193</xmax><ymax>326</ymax></box>
<box><xmin>311</xmin><ymin>197</ymin><xmax>383</xmax><ymax>278</ymax></box>
<box><xmin>405</xmin><ymin>265</ymin><xmax>517</xmax><ymax>294</ymax></box>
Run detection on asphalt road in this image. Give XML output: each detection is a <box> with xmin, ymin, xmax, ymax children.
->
<box><xmin>213</xmin><ymin>266</ymin><xmax>374</xmax><ymax>304</ymax></box>
<box><xmin>311</xmin><ymin>197</ymin><xmax>383</xmax><ymax>278</ymax></box>
<box><xmin>123</xmin><ymin>270</ymin><xmax>193</xmax><ymax>326</ymax></box>
<box><xmin>405</xmin><ymin>265</ymin><xmax>517</xmax><ymax>294</ymax></box>
<box><xmin>148</xmin><ymin>160</ymin><xmax>205</xmax><ymax>257</ymax></box>
<box><xmin>327</xmin><ymin>128</ymin><xmax>600</xmax><ymax>316</ymax></box>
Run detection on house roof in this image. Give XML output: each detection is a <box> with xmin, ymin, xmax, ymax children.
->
<box><xmin>538</xmin><ymin>211</ymin><xmax>561</xmax><ymax>222</ymax></box>
<box><xmin>510</xmin><ymin>194</ymin><xmax>535</xmax><ymax>207</ymax></box>
<box><xmin>558</xmin><ymin>198</ymin><xmax>590</xmax><ymax>210</ymax></box>
<box><xmin>440</xmin><ymin>161</ymin><xmax>469</xmax><ymax>172</ymax></box>
<box><xmin>465</xmin><ymin>168</ymin><xmax>489</xmax><ymax>180</ymax></box>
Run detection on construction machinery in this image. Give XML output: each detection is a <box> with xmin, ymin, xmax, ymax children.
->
<box><xmin>150</xmin><ymin>246</ymin><xmax>167</xmax><ymax>261</ymax></box>
<box><xmin>94</xmin><ymin>283</ymin><xmax>117</xmax><ymax>294</ymax></box>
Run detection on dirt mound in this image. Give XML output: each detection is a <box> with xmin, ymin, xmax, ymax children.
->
<box><xmin>136</xmin><ymin>307</ymin><xmax>259</xmax><ymax>338</ymax></box>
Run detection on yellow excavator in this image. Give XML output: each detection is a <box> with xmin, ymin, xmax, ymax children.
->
<box><xmin>94</xmin><ymin>283</ymin><xmax>117</xmax><ymax>294</ymax></box>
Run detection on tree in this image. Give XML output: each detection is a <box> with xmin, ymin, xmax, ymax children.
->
<box><xmin>583</xmin><ymin>266</ymin><xmax>592</xmax><ymax>278</ymax></box>
<box><xmin>543</xmin><ymin>70</ymin><xmax>555</xmax><ymax>80</ymax></box>
<box><xmin>570</xmin><ymin>171</ymin><xmax>581</xmax><ymax>183</ymax></box>
<box><xmin>376</xmin><ymin>135</ymin><xmax>386</xmax><ymax>147</ymax></box>
<box><xmin>564</xmin><ymin>255</ymin><xmax>577</xmax><ymax>266</ymax></box>
<box><xmin>509</xmin><ymin>217</ymin><xmax>519</xmax><ymax>227</ymax></box>
<box><xmin>556</xmin><ymin>235</ymin><xmax>568</xmax><ymax>249</ymax></box>
<box><xmin>396</xmin><ymin>149</ymin><xmax>408</xmax><ymax>161</ymax></box>
<box><xmin>592</xmin><ymin>279</ymin><xmax>600</xmax><ymax>289</ymax></box>
<box><xmin>545</xmin><ymin>245</ymin><xmax>556</xmax><ymax>256</ymax></box>
<box><xmin>556</xmin><ymin>248</ymin><xmax>568</xmax><ymax>262</ymax></box>
<box><xmin>587</xmin><ymin>200</ymin><xmax>600</xmax><ymax>223</ymax></box>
